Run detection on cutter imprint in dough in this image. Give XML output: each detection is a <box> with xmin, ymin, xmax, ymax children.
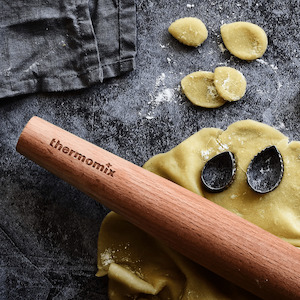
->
<box><xmin>214</xmin><ymin>66</ymin><xmax>247</xmax><ymax>101</ymax></box>
<box><xmin>181</xmin><ymin>71</ymin><xmax>227</xmax><ymax>108</ymax></box>
<box><xmin>220</xmin><ymin>22</ymin><xmax>268</xmax><ymax>60</ymax></box>
<box><xmin>168</xmin><ymin>17</ymin><xmax>208</xmax><ymax>47</ymax></box>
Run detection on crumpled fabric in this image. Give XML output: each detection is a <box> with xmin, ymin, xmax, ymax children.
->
<box><xmin>0</xmin><ymin>0</ymin><xmax>136</xmax><ymax>99</ymax></box>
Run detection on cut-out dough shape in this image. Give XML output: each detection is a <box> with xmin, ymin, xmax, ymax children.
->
<box><xmin>214</xmin><ymin>66</ymin><xmax>247</xmax><ymax>101</ymax></box>
<box><xmin>221</xmin><ymin>22</ymin><xmax>268</xmax><ymax>60</ymax></box>
<box><xmin>181</xmin><ymin>71</ymin><xmax>227</xmax><ymax>108</ymax></box>
<box><xmin>168</xmin><ymin>17</ymin><xmax>208</xmax><ymax>47</ymax></box>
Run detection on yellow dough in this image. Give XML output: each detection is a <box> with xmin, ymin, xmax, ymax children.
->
<box><xmin>168</xmin><ymin>17</ymin><xmax>208</xmax><ymax>47</ymax></box>
<box><xmin>97</xmin><ymin>212</ymin><xmax>257</xmax><ymax>300</ymax></box>
<box><xmin>214</xmin><ymin>66</ymin><xmax>247</xmax><ymax>101</ymax></box>
<box><xmin>181</xmin><ymin>71</ymin><xmax>227</xmax><ymax>108</ymax></box>
<box><xmin>97</xmin><ymin>120</ymin><xmax>300</xmax><ymax>299</ymax></box>
<box><xmin>144</xmin><ymin>120</ymin><xmax>300</xmax><ymax>245</ymax></box>
<box><xmin>221</xmin><ymin>22</ymin><xmax>268</xmax><ymax>60</ymax></box>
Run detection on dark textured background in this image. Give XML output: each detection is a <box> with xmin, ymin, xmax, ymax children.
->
<box><xmin>1</xmin><ymin>0</ymin><xmax>300</xmax><ymax>299</ymax></box>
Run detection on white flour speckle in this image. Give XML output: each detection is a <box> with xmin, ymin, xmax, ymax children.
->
<box><xmin>270</xmin><ymin>64</ymin><xmax>278</xmax><ymax>70</ymax></box>
<box><xmin>201</xmin><ymin>149</ymin><xmax>211</xmax><ymax>160</ymax></box>
<box><xmin>218</xmin><ymin>43</ymin><xmax>227</xmax><ymax>53</ymax></box>
<box><xmin>154</xmin><ymin>88</ymin><xmax>175</xmax><ymax>104</ymax></box>
<box><xmin>256</xmin><ymin>59</ymin><xmax>268</xmax><ymax>65</ymax></box>
<box><xmin>277</xmin><ymin>81</ymin><xmax>282</xmax><ymax>90</ymax></box>
<box><xmin>145</xmin><ymin>114</ymin><xmax>155</xmax><ymax>120</ymax></box>
<box><xmin>160</xmin><ymin>43</ymin><xmax>170</xmax><ymax>49</ymax></box>
<box><xmin>140</xmin><ymin>73</ymin><xmax>178</xmax><ymax>120</ymax></box>
<box><xmin>155</xmin><ymin>73</ymin><xmax>166</xmax><ymax>86</ymax></box>
<box><xmin>275</xmin><ymin>121</ymin><xmax>286</xmax><ymax>130</ymax></box>
<box><xmin>257</xmin><ymin>59</ymin><xmax>278</xmax><ymax>71</ymax></box>
<box><xmin>101</xmin><ymin>248</ymin><xmax>115</xmax><ymax>267</ymax></box>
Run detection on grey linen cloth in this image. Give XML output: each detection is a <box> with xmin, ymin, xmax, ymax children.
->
<box><xmin>0</xmin><ymin>0</ymin><xmax>136</xmax><ymax>99</ymax></box>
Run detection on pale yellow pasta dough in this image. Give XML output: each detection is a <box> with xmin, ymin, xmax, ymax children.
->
<box><xmin>168</xmin><ymin>17</ymin><xmax>208</xmax><ymax>47</ymax></box>
<box><xmin>181</xmin><ymin>71</ymin><xmax>227</xmax><ymax>108</ymax></box>
<box><xmin>97</xmin><ymin>211</ymin><xmax>257</xmax><ymax>300</ymax></box>
<box><xmin>97</xmin><ymin>120</ymin><xmax>300</xmax><ymax>299</ymax></box>
<box><xmin>144</xmin><ymin>120</ymin><xmax>300</xmax><ymax>245</ymax></box>
<box><xmin>221</xmin><ymin>22</ymin><xmax>268</xmax><ymax>60</ymax></box>
<box><xmin>214</xmin><ymin>66</ymin><xmax>247</xmax><ymax>101</ymax></box>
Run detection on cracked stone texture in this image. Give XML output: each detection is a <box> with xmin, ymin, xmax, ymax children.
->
<box><xmin>1</xmin><ymin>0</ymin><xmax>300</xmax><ymax>299</ymax></box>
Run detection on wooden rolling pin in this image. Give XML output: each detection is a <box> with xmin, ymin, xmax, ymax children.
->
<box><xmin>16</xmin><ymin>116</ymin><xmax>300</xmax><ymax>299</ymax></box>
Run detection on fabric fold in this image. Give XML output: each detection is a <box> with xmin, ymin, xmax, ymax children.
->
<box><xmin>91</xmin><ymin>0</ymin><xmax>136</xmax><ymax>79</ymax></box>
<box><xmin>0</xmin><ymin>0</ymin><xmax>136</xmax><ymax>99</ymax></box>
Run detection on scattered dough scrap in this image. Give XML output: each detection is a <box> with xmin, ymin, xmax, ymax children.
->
<box><xmin>221</xmin><ymin>22</ymin><xmax>268</xmax><ymax>60</ymax></box>
<box><xmin>168</xmin><ymin>17</ymin><xmax>208</xmax><ymax>47</ymax></box>
<box><xmin>181</xmin><ymin>71</ymin><xmax>227</xmax><ymax>108</ymax></box>
<box><xmin>214</xmin><ymin>66</ymin><xmax>247</xmax><ymax>101</ymax></box>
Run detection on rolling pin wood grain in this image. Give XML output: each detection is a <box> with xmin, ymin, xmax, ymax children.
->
<box><xmin>16</xmin><ymin>116</ymin><xmax>300</xmax><ymax>299</ymax></box>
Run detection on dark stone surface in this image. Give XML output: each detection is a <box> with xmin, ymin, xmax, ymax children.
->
<box><xmin>1</xmin><ymin>0</ymin><xmax>300</xmax><ymax>299</ymax></box>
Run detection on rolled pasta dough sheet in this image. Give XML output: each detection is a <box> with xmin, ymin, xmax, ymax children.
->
<box><xmin>97</xmin><ymin>120</ymin><xmax>300</xmax><ymax>299</ymax></box>
<box><xmin>144</xmin><ymin>120</ymin><xmax>300</xmax><ymax>245</ymax></box>
<box><xmin>97</xmin><ymin>212</ymin><xmax>257</xmax><ymax>300</ymax></box>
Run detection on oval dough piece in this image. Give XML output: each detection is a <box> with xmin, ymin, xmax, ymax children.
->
<box><xmin>221</xmin><ymin>22</ymin><xmax>268</xmax><ymax>60</ymax></box>
<box><xmin>214</xmin><ymin>66</ymin><xmax>246</xmax><ymax>102</ymax></box>
<box><xmin>181</xmin><ymin>71</ymin><xmax>227</xmax><ymax>108</ymax></box>
<box><xmin>168</xmin><ymin>17</ymin><xmax>208</xmax><ymax>47</ymax></box>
